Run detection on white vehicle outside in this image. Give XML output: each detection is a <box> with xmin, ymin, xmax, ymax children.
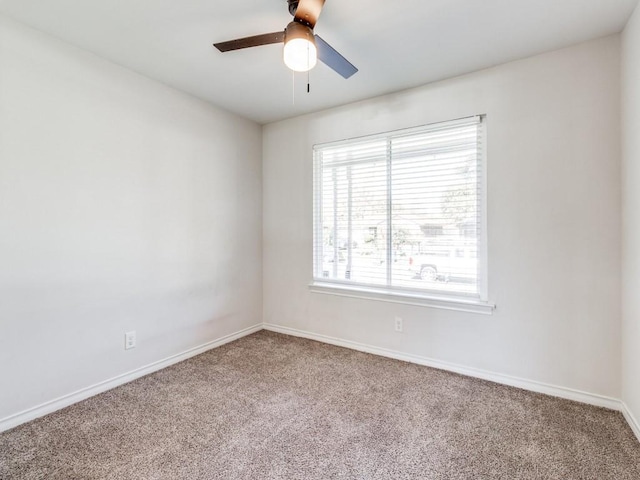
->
<box><xmin>408</xmin><ymin>246</ymin><xmax>477</xmax><ymax>283</ymax></box>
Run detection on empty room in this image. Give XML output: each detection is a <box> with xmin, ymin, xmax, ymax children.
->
<box><xmin>1</xmin><ymin>0</ymin><xmax>640</xmax><ymax>478</ymax></box>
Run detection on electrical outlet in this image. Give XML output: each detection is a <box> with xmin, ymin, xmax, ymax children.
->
<box><xmin>394</xmin><ymin>316</ymin><xmax>403</xmax><ymax>333</ymax></box>
<box><xmin>124</xmin><ymin>331</ymin><xmax>136</xmax><ymax>350</ymax></box>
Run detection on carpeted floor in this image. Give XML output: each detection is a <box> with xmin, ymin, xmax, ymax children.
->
<box><xmin>1</xmin><ymin>331</ymin><xmax>639</xmax><ymax>479</ymax></box>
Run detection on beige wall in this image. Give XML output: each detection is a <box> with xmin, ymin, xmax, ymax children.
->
<box><xmin>0</xmin><ymin>15</ymin><xmax>263</xmax><ymax>422</ymax></box>
<box><xmin>622</xmin><ymin>2</ymin><xmax>640</xmax><ymax>433</ymax></box>
<box><xmin>263</xmin><ymin>36</ymin><xmax>622</xmax><ymax>399</ymax></box>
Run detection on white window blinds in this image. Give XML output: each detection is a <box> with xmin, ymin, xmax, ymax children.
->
<box><xmin>313</xmin><ymin>115</ymin><xmax>486</xmax><ymax>300</ymax></box>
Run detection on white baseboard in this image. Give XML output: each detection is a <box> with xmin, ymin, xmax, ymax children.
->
<box><xmin>263</xmin><ymin>323</ymin><xmax>623</xmax><ymax>412</ymax></box>
<box><xmin>621</xmin><ymin>402</ymin><xmax>640</xmax><ymax>442</ymax></box>
<box><xmin>0</xmin><ymin>324</ymin><xmax>262</xmax><ymax>433</ymax></box>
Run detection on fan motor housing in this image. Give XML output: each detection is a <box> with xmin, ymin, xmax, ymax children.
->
<box><xmin>285</xmin><ymin>21</ymin><xmax>314</xmax><ymax>43</ymax></box>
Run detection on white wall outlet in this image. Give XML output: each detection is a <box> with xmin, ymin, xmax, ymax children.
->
<box><xmin>124</xmin><ymin>331</ymin><xmax>136</xmax><ymax>350</ymax></box>
<box><xmin>394</xmin><ymin>316</ymin><xmax>403</xmax><ymax>333</ymax></box>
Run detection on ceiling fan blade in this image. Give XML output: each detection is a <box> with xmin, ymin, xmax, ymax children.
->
<box><xmin>294</xmin><ymin>0</ymin><xmax>325</xmax><ymax>28</ymax></box>
<box><xmin>315</xmin><ymin>35</ymin><xmax>358</xmax><ymax>79</ymax></box>
<box><xmin>214</xmin><ymin>31</ymin><xmax>284</xmax><ymax>52</ymax></box>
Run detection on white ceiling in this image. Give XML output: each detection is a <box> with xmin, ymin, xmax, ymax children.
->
<box><xmin>0</xmin><ymin>0</ymin><xmax>638</xmax><ymax>124</ymax></box>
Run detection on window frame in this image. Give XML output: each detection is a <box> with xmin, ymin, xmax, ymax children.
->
<box><xmin>311</xmin><ymin>116</ymin><xmax>494</xmax><ymax>314</ymax></box>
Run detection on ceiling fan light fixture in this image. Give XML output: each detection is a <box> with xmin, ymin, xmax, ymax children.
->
<box><xmin>283</xmin><ymin>21</ymin><xmax>317</xmax><ymax>72</ymax></box>
<box><xmin>214</xmin><ymin>0</ymin><xmax>358</xmax><ymax>80</ymax></box>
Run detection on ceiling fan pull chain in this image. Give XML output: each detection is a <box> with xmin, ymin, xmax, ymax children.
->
<box><xmin>307</xmin><ymin>40</ymin><xmax>311</xmax><ymax>93</ymax></box>
<box><xmin>307</xmin><ymin>69</ymin><xmax>310</xmax><ymax>94</ymax></box>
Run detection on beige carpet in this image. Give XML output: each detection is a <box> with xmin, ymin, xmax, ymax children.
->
<box><xmin>1</xmin><ymin>331</ymin><xmax>639</xmax><ymax>479</ymax></box>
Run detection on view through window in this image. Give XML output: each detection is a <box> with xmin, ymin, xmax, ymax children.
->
<box><xmin>313</xmin><ymin>116</ymin><xmax>486</xmax><ymax>300</ymax></box>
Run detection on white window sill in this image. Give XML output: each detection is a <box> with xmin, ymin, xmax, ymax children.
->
<box><xmin>309</xmin><ymin>282</ymin><xmax>495</xmax><ymax>315</ymax></box>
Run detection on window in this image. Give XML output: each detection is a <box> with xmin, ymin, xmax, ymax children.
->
<box><xmin>312</xmin><ymin>116</ymin><xmax>488</xmax><ymax>306</ymax></box>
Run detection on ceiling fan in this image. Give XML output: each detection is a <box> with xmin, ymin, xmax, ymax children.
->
<box><xmin>213</xmin><ymin>0</ymin><xmax>358</xmax><ymax>79</ymax></box>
